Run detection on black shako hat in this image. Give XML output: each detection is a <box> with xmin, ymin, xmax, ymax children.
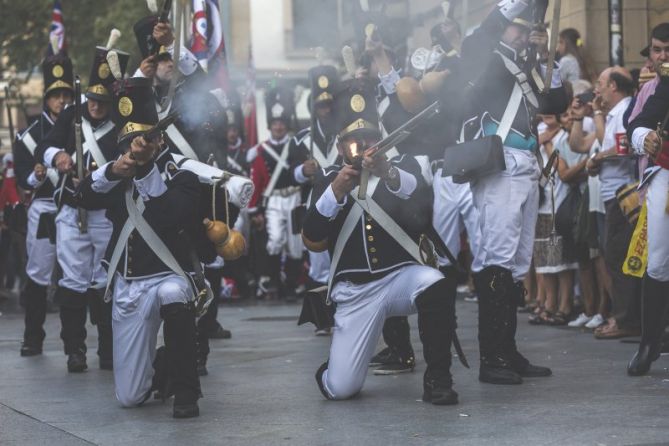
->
<box><xmin>87</xmin><ymin>46</ymin><xmax>129</xmax><ymax>102</ymax></box>
<box><xmin>308</xmin><ymin>65</ymin><xmax>339</xmax><ymax>107</ymax></box>
<box><xmin>43</xmin><ymin>52</ymin><xmax>74</xmax><ymax>97</ymax></box>
<box><xmin>264</xmin><ymin>85</ymin><xmax>295</xmax><ymax>129</ymax></box>
<box><xmin>334</xmin><ymin>77</ymin><xmax>380</xmax><ymax>139</ymax></box>
<box><xmin>112</xmin><ymin>77</ymin><xmax>158</xmax><ymax>145</ymax></box>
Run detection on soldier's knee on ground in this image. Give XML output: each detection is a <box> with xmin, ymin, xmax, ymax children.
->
<box><xmin>324</xmin><ymin>370</ymin><xmax>364</xmax><ymax>400</ymax></box>
<box><xmin>116</xmin><ymin>384</ymin><xmax>152</xmax><ymax>408</ymax></box>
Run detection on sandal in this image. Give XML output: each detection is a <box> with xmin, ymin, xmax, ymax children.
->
<box><xmin>529</xmin><ymin>308</ymin><xmax>551</xmax><ymax>325</ymax></box>
<box><xmin>545</xmin><ymin>311</ymin><xmax>568</xmax><ymax>326</ymax></box>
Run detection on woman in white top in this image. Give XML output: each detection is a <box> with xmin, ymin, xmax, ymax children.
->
<box><xmin>557</xmin><ymin>28</ymin><xmax>595</xmax><ymax>83</ymax></box>
<box><xmin>530</xmin><ymin>115</ymin><xmax>578</xmax><ymax>326</ymax></box>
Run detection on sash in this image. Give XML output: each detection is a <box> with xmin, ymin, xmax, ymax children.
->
<box><xmin>302</xmin><ymin>134</ymin><xmax>338</xmax><ymax>168</ymax></box>
<box><xmin>157</xmin><ymin>101</ymin><xmax>199</xmax><ymax>161</ymax></box>
<box><xmin>326</xmin><ymin>177</ymin><xmax>380</xmax><ymax>300</ymax></box>
<box><xmin>21</xmin><ymin>131</ymin><xmax>59</xmax><ymax>187</ymax></box>
<box><xmin>261</xmin><ymin>141</ymin><xmax>291</xmax><ymax>200</ymax></box>
<box><xmin>80</xmin><ymin>119</ymin><xmax>113</xmax><ymax>167</ymax></box>
<box><xmin>494</xmin><ymin>50</ymin><xmax>539</xmax><ymax>108</ymax></box>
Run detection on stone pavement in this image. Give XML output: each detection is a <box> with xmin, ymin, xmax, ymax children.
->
<box><xmin>1</xmin><ymin>295</ymin><xmax>668</xmax><ymax>446</ymax></box>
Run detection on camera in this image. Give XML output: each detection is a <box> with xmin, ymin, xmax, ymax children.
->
<box><xmin>577</xmin><ymin>91</ymin><xmax>595</xmax><ymax>104</ymax></box>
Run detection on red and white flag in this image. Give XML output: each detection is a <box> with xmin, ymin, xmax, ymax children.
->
<box><xmin>190</xmin><ymin>0</ymin><xmax>229</xmax><ymax>90</ymax></box>
<box><xmin>48</xmin><ymin>0</ymin><xmax>66</xmax><ymax>55</ymax></box>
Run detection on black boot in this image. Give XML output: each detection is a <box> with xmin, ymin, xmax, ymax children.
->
<box><xmin>58</xmin><ymin>287</ymin><xmax>88</xmax><ymax>372</ymax></box>
<box><xmin>416</xmin><ymin>278</ymin><xmax>459</xmax><ymax>405</ymax></box>
<box><xmin>474</xmin><ymin>267</ymin><xmax>522</xmax><ymax>385</ymax></box>
<box><xmin>315</xmin><ymin>361</ymin><xmax>332</xmax><ymax>400</ymax></box>
<box><xmin>88</xmin><ymin>288</ymin><xmax>113</xmax><ymax>370</ymax></box>
<box><xmin>506</xmin><ymin>281</ymin><xmax>551</xmax><ymax>378</ymax></box>
<box><xmin>21</xmin><ymin>278</ymin><xmax>47</xmax><ymax>356</ymax></box>
<box><xmin>202</xmin><ymin>267</ymin><xmax>231</xmax><ymax>339</ymax></box>
<box><xmin>628</xmin><ymin>276</ymin><xmax>669</xmax><ymax>376</ymax></box>
<box><xmin>283</xmin><ymin>257</ymin><xmax>302</xmax><ymax>302</ymax></box>
<box><xmin>161</xmin><ymin>303</ymin><xmax>201</xmax><ymax>418</ymax></box>
<box><xmin>374</xmin><ymin>317</ymin><xmax>415</xmax><ymax>375</ymax></box>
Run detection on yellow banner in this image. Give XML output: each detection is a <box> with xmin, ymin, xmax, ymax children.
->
<box><xmin>623</xmin><ymin>201</ymin><xmax>648</xmax><ymax>278</ymax></box>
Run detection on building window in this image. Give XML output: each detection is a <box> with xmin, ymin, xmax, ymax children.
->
<box><xmin>290</xmin><ymin>0</ymin><xmax>339</xmax><ymax>50</ymax></box>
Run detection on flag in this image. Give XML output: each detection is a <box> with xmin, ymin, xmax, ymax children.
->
<box><xmin>190</xmin><ymin>0</ymin><xmax>229</xmax><ymax>90</ymax></box>
<box><xmin>243</xmin><ymin>47</ymin><xmax>258</xmax><ymax>148</ymax></box>
<box><xmin>191</xmin><ymin>0</ymin><xmax>209</xmax><ymax>71</ymax></box>
<box><xmin>48</xmin><ymin>0</ymin><xmax>66</xmax><ymax>55</ymax></box>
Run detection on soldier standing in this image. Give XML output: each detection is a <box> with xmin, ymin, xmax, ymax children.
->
<box><xmin>248</xmin><ymin>86</ymin><xmax>303</xmax><ymax>300</ymax></box>
<box><xmin>14</xmin><ymin>51</ymin><xmax>73</xmax><ymax>356</ymax></box>
<box><xmin>35</xmin><ymin>43</ymin><xmax>129</xmax><ymax>372</ymax></box>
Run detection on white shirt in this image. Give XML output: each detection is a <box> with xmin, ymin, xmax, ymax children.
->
<box><xmin>598</xmin><ymin>97</ymin><xmax>636</xmax><ymax>202</ymax></box>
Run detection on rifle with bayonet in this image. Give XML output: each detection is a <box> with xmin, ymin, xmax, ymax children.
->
<box><xmin>4</xmin><ymin>86</ymin><xmax>15</xmax><ymax>144</ymax></box>
<box><xmin>357</xmin><ymin>100</ymin><xmax>441</xmax><ymax>199</ymax></box>
<box><xmin>74</xmin><ymin>77</ymin><xmax>88</xmax><ymax>233</ymax></box>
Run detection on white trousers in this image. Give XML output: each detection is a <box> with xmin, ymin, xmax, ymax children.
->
<box><xmin>265</xmin><ymin>191</ymin><xmax>304</xmax><ymax>259</ymax></box>
<box><xmin>233</xmin><ymin>208</ymin><xmax>251</xmax><ymax>256</ymax></box>
<box><xmin>308</xmin><ymin>250</ymin><xmax>330</xmax><ymax>284</ymax></box>
<box><xmin>646</xmin><ymin>168</ymin><xmax>669</xmax><ymax>282</ymax></box>
<box><xmin>55</xmin><ymin>206</ymin><xmax>113</xmax><ymax>292</ymax></box>
<box><xmin>471</xmin><ymin>149</ymin><xmax>540</xmax><ymax>281</ymax></box>
<box><xmin>433</xmin><ymin>173</ymin><xmax>482</xmax><ymax>269</ymax></box>
<box><xmin>111</xmin><ymin>274</ymin><xmax>191</xmax><ymax>407</ymax></box>
<box><xmin>322</xmin><ymin>265</ymin><xmax>443</xmax><ymax>399</ymax></box>
<box><xmin>25</xmin><ymin>199</ymin><xmax>58</xmax><ymax>286</ymax></box>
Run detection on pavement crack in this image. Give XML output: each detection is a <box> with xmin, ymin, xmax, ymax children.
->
<box><xmin>0</xmin><ymin>401</ymin><xmax>97</xmax><ymax>445</ymax></box>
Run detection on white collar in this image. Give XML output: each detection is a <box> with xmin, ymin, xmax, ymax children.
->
<box><xmin>268</xmin><ymin>135</ymin><xmax>290</xmax><ymax>146</ymax></box>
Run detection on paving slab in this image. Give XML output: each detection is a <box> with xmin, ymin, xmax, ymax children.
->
<box><xmin>1</xmin><ymin>297</ymin><xmax>668</xmax><ymax>445</ymax></box>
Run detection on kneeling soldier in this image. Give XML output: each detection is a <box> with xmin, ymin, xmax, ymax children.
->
<box><xmin>302</xmin><ymin>78</ymin><xmax>461</xmax><ymax>405</ymax></box>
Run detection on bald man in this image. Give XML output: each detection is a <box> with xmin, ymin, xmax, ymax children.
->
<box><xmin>586</xmin><ymin>66</ymin><xmax>641</xmax><ymax>339</ymax></box>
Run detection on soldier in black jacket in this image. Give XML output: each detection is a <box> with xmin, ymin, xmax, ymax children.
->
<box><xmin>626</xmin><ymin>62</ymin><xmax>669</xmax><ymax>376</ymax></box>
<box><xmin>35</xmin><ymin>45</ymin><xmax>129</xmax><ymax>373</ymax></box>
<box><xmin>134</xmin><ymin>17</ymin><xmax>235</xmax><ymax>357</ymax></box>
<box><xmin>78</xmin><ymin>76</ymin><xmax>250</xmax><ymax>418</ymax></box>
<box><xmin>13</xmin><ymin>51</ymin><xmax>73</xmax><ymax>357</ymax></box>
<box><xmin>302</xmin><ymin>78</ymin><xmax>460</xmax><ymax>405</ymax></box>
<box><xmin>456</xmin><ymin>0</ymin><xmax>566</xmax><ymax>385</ymax></box>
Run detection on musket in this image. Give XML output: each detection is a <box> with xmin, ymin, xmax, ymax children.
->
<box><xmin>127</xmin><ymin>109</ymin><xmax>181</xmax><ymax>162</ymax></box>
<box><xmin>147</xmin><ymin>0</ymin><xmax>173</xmax><ymax>56</ymax></box>
<box><xmin>158</xmin><ymin>0</ymin><xmax>172</xmax><ymax>23</ymax></box>
<box><xmin>74</xmin><ymin>77</ymin><xmax>88</xmax><ymax>233</ymax></box>
<box><xmin>4</xmin><ymin>86</ymin><xmax>15</xmax><ymax>143</ymax></box>
<box><xmin>543</xmin><ymin>0</ymin><xmax>562</xmax><ymax>93</ymax></box>
<box><xmin>357</xmin><ymin>100</ymin><xmax>441</xmax><ymax>199</ymax></box>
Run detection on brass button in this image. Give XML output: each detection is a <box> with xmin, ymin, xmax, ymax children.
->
<box><xmin>371</xmin><ymin>258</ymin><xmax>378</xmax><ymax>264</ymax></box>
<box><xmin>365</xmin><ymin>224</ymin><xmax>372</xmax><ymax>230</ymax></box>
<box><xmin>369</xmin><ymin>247</ymin><xmax>376</xmax><ymax>253</ymax></box>
<box><xmin>367</xmin><ymin>235</ymin><xmax>374</xmax><ymax>242</ymax></box>
<box><xmin>127</xmin><ymin>268</ymin><xmax>133</xmax><ymax>275</ymax></box>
